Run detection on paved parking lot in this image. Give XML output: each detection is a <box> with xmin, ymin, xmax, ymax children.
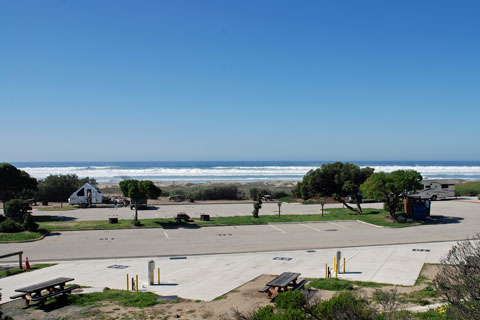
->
<box><xmin>0</xmin><ymin>241</ymin><xmax>459</xmax><ymax>302</ymax></box>
<box><xmin>32</xmin><ymin>201</ymin><xmax>384</xmax><ymax>221</ymax></box>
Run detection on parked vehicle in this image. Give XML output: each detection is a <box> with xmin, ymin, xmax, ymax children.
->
<box><xmin>412</xmin><ymin>179</ymin><xmax>457</xmax><ymax>200</ymax></box>
<box><xmin>68</xmin><ymin>183</ymin><xmax>104</xmax><ymax>207</ymax></box>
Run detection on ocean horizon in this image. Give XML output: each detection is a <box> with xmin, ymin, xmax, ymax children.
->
<box><xmin>10</xmin><ymin>161</ymin><xmax>480</xmax><ymax>184</ymax></box>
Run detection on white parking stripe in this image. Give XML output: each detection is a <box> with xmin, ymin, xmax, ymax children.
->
<box><xmin>269</xmin><ymin>224</ymin><xmax>286</xmax><ymax>234</ymax></box>
<box><xmin>328</xmin><ymin>221</ymin><xmax>352</xmax><ymax>230</ymax></box>
<box><xmin>301</xmin><ymin>224</ymin><xmax>322</xmax><ymax>232</ymax></box>
<box><xmin>163</xmin><ymin>231</ymin><xmax>169</xmax><ymax>238</ymax></box>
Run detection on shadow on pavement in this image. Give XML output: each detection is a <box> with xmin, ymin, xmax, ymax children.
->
<box><xmin>156</xmin><ymin>221</ymin><xmax>201</xmax><ymax>229</ymax></box>
<box><xmin>424</xmin><ymin>215</ymin><xmax>464</xmax><ymax>225</ymax></box>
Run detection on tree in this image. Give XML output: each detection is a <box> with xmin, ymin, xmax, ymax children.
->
<box><xmin>0</xmin><ymin>163</ymin><xmax>37</xmax><ymax>204</ymax></box>
<box><xmin>37</xmin><ymin>174</ymin><xmax>83</xmax><ymax>207</ymax></box>
<box><xmin>360</xmin><ymin>170</ymin><xmax>422</xmax><ymax>219</ymax></box>
<box><xmin>252</xmin><ymin>193</ymin><xmax>263</xmax><ymax>218</ymax></box>
<box><xmin>119</xmin><ymin>179</ymin><xmax>161</xmax><ymax>224</ymax></box>
<box><xmin>434</xmin><ymin>234</ymin><xmax>480</xmax><ymax>319</ymax></box>
<box><xmin>293</xmin><ymin>162</ymin><xmax>374</xmax><ymax>214</ymax></box>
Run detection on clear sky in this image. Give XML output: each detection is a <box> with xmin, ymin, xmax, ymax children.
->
<box><xmin>1</xmin><ymin>0</ymin><xmax>479</xmax><ymax>162</ymax></box>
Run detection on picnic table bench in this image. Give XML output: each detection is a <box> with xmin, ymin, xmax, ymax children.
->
<box><xmin>175</xmin><ymin>213</ymin><xmax>192</xmax><ymax>223</ymax></box>
<box><xmin>259</xmin><ymin>272</ymin><xmax>307</xmax><ymax>297</ymax></box>
<box><xmin>10</xmin><ymin>277</ymin><xmax>79</xmax><ymax>307</ymax></box>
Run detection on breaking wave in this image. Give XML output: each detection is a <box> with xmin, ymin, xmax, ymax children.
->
<box><xmin>16</xmin><ymin>163</ymin><xmax>480</xmax><ymax>183</ymax></box>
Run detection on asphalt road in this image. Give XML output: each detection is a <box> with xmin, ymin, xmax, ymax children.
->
<box><xmin>1</xmin><ymin>198</ymin><xmax>479</xmax><ymax>262</ymax></box>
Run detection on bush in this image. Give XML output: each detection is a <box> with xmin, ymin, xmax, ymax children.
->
<box><xmin>272</xmin><ymin>191</ymin><xmax>289</xmax><ymax>199</ymax></box>
<box><xmin>313</xmin><ymin>291</ymin><xmax>376</xmax><ymax>320</ymax></box>
<box><xmin>191</xmin><ymin>185</ymin><xmax>240</xmax><ymax>201</ymax></box>
<box><xmin>23</xmin><ymin>213</ymin><xmax>39</xmax><ymax>232</ymax></box>
<box><xmin>274</xmin><ymin>291</ymin><xmax>304</xmax><ymax>310</ymax></box>
<box><xmin>249</xmin><ymin>188</ymin><xmax>271</xmax><ymax>200</ymax></box>
<box><xmin>0</xmin><ymin>219</ymin><xmax>25</xmax><ymax>233</ymax></box>
<box><xmin>4</xmin><ymin>199</ymin><xmax>30</xmax><ymax>221</ymax></box>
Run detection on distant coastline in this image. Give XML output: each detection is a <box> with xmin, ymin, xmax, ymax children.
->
<box><xmin>11</xmin><ymin>161</ymin><xmax>480</xmax><ymax>183</ymax></box>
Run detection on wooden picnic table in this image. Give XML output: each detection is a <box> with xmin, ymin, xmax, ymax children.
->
<box><xmin>11</xmin><ymin>277</ymin><xmax>79</xmax><ymax>307</ymax></box>
<box><xmin>260</xmin><ymin>272</ymin><xmax>307</xmax><ymax>297</ymax></box>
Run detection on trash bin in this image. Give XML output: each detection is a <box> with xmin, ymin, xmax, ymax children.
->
<box><xmin>108</xmin><ymin>217</ymin><xmax>118</xmax><ymax>224</ymax></box>
<box><xmin>200</xmin><ymin>214</ymin><xmax>210</xmax><ymax>221</ymax></box>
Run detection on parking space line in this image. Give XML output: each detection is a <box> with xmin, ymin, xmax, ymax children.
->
<box><xmin>269</xmin><ymin>224</ymin><xmax>286</xmax><ymax>234</ymax></box>
<box><xmin>328</xmin><ymin>221</ymin><xmax>352</xmax><ymax>230</ymax></box>
<box><xmin>301</xmin><ymin>224</ymin><xmax>322</xmax><ymax>232</ymax></box>
<box><xmin>163</xmin><ymin>231</ymin><xmax>169</xmax><ymax>238</ymax></box>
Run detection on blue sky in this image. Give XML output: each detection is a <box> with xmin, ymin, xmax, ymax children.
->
<box><xmin>1</xmin><ymin>0</ymin><xmax>479</xmax><ymax>161</ymax></box>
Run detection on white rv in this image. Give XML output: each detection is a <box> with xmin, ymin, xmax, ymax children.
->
<box><xmin>413</xmin><ymin>179</ymin><xmax>457</xmax><ymax>200</ymax></box>
<box><xmin>68</xmin><ymin>183</ymin><xmax>104</xmax><ymax>207</ymax></box>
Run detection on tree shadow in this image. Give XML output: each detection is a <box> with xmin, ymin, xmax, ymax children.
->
<box><xmin>33</xmin><ymin>215</ymin><xmax>77</xmax><ymax>222</ymax></box>
<box><xmin>423</xmin><ymin>215</ymin><xmax>464</xmax><ymax>225</ymax></box>
<box><xmin>155</xmin><ymin>221</ymin><xmax>201</xmax><ymax>229</ymax></box>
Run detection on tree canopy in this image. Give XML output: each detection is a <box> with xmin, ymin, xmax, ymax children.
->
<box><xmin>292</xmin><ymin>162</ymin><xmax>374</xmax><ymax>214</ymax></box>
<box><xmin>119</xmin><ymin>180</ymin><xmax>161</xmax><ymax>201</ymax></box>
<box><xmin>37</xmin><ymin>174</ymin><xmax>97</xmax><ymax>204</ymax></box>
<box><xmin>360</xmin><ymin>170</ymin><xmax>422</xmax><ymax>218</ymax></box>
<box><xmin>0</xmin><ymin>163</ymin><xmax>38</xmax><ymax>204</ymax></box>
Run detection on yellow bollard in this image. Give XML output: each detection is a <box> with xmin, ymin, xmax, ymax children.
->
<box><xmin>158</xmin><ymin>267</ymin><xmax>160</xmax><ymax>285</ymax></box>
<box><xmin>334</xmin><ymin>257</ymin><xmax>336</xmax><ymax>273</ymax></box>
<box><xmin>136</xmin><ymin>274</ymin><xmax>139</xmax><ymax>293</ymax></box>
<box><xmin>325</xmin><ymin>263</ymin><xmax>327</xmax><ymax>278</ymax></box>
<box><xmin>343</xmin><ymin>258</ymin><xmax>346</xmax><ymax>273</ymax></box>
<box><xmin>127</xmin><ymin>273</ymin><xmax>129</xmax><ymax>291</ymax></box>
<box><xmin>335</xmin><ymin>265</ymin><xmax>338</xmax><ymax>278</ymax></box>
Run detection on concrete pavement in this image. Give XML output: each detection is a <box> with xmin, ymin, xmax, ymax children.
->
<box><xmin>0</xmin><ymin>241</ymin><xmax>458</xmax><ymax>303</ymax></box>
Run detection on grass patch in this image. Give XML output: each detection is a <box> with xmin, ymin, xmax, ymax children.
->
<box><xmin>69</xmin><ymin>288</ymin><xmax>162</xmax><ymax>308</ymax></box>
<box><xmin>0</xmin><ymin>263</ymin><xmax>56</xmax><ymax>279</ymax></box>
<box><xmin>308</xmin><ymin>278</ymin><xmax>354</xmax><ymax>291</ymax></box>
<box><xmin>415</xmin><ymin>274</ymin><xmax>428</xmax><ymax>286</ymax></box>
<box><xmin>0</xmin><ymin>230</ymin><xmax>47</xmax><ymax>242</ymax></box>
<box><xmin>36</xmin><ymin>208</ymin><xmax>418</xmax><ymax>231</ymax></box>
<box><xmin>455</xmin><ymin>181</ymin><xmax>480</xmax><ymax>196</ymax></box>
<box><xmin>38</xmin><ymin>205</ymin><xmax>77</xmax><ymax>211</ymax></box>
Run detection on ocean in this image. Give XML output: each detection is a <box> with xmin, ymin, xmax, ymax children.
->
<box><xmin>11</xmin><ymin>161</ymin><xmax>480</xmax><ymax>184</ymax></box>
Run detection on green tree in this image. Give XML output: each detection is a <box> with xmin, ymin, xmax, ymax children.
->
<box><xmin>0</xmin><ymin>163</ymin><xmax>37</xmax><ymax>204</ymax></box>
<box><xmin>119</xmin><ymin>179</ymin><xmax>161</xmax><ymax>224</ymax></box>
<box><xmin>4</xmin><ymin>199</ymin><xmax>31</xmax><ymax>221</ymax></box>
<box><xmin>293</xmin><ymin>162</ymin><xmax>374</xmax><ymax>214</ymax></box>
<box><xmin>36</xmin><ymin>174</ymin><xmax>87</xmax><ymax>207</ymax></box>
<box><xmin>360</xmin><ymin>170</ymin><xmax>422</xmax><ymax>219</ymax></box>
<box><xmin>252</xmin><ymin>193</ymin><xmax>263</xmax><ymax>218</ymax></box>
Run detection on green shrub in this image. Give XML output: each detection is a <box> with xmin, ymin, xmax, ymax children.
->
<box><xmin>253</xmin><ymin>305</ymin><xmax>275</xmax><ymax>320</ymax></box>
<box><xmin>4</xmin><ymin>199</ymin><xmax>30</xmax><ymax>221</ymax></box>
<box><xmin>308</xmin><ymin>278</ymin><xmax>354</xmax><ymax>291</ymax></box>
<box><xmin>314</xmin><ymin>291</ymin><xmax>376</xmax><ymax>320</ymax></box>
<box><xmin>249</xmin><ymin>188</ymin><xmax>271</xmax><ymax>200</ymax></box>
<box><xmin>272</xmin><ymin>191</ymin><xmax>289</xmax><ymax>199</ymax></box>
<box><xmin>0</xmin><ymin>219</ymin><xmax>25</xmax><ymax>233</ymax></box>
<box><xmin>274</xmin><ymin>291</ymin><xmax>304</xmax><ymax>310</ymax></box>
<box><xmin>455</xmin><ymin>181</ymin><xmax>480</xmax><ymax>196</ymax></box>
<box><xmin>23</xmin><ymin>213</ymin><xmax>39</xmax><ymax>232</ymax></box>
<box><xmin>190</xmin><ymin>185</ymin><xmax>240</xmax><ymax>200</ymax></box>
<box><xmin>383</xmin><ymin>201</ymin><xmax>404</xmax><ymax>214</ymax></box>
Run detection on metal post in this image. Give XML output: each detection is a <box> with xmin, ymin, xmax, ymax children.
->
<box><xmin>158</xmin><ymin>268</ymin><xmax>160</xmax><ymax>285</ymax></box>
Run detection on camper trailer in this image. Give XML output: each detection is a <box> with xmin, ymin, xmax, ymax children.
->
<box><xmin>68</xmin><ymin>183</ymin><xmax>104</xmax><ymax>207</ymax></box>
<box><xmin>413</xmin><ymin>179</ymin><xmax>457</xmax><ymax>200</ymax></box>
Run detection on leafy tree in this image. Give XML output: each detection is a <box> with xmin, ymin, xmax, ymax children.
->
<box><xmin>252</xmin><ymin>193</ymin><xmax>263</xmax><ymax>218</ymax></box>
<box><xmin>434</xmin><ymin>234</ymin><xmax>480</xmax><ymax>319</ymax></box>
<box><xmin>4</xmin><ymin>199</ymin><xmax>31</xmax><ymax>221</ymax></box>
<box><xmin>293</xmin><ymin>162</ymin><xmax>374</xmax><ymax>214</ymax></box>
<box><xmin>36</xmin><ymin>174</ymin><xmax>89</xmax><ymax>207</ymax></box>
<box><xmin>360</xmin><ymin>170</ymin><xmax>422</xmax><ymax>219</ymax></box>
<box><xmin>119</xmin><ymin>179</ymin><xmax>161</xmax><ymax>224</ymax></box>
<box><xmin>0</xmin><ymin>163</ymin><xmax>37</xmax><ymax>204</ymax></box>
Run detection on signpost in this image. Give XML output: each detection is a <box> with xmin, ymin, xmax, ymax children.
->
<box><xmin>278</xmin><ymin>202</ymin><xmax>282</xmax><ymax>218</ymax></box>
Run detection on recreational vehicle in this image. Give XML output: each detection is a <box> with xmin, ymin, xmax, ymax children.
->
<box><xmin>413</xmin><ymin>179</ymin><xmax>457</xmax><ymax>200</ymax></box>
<box><xmin>68</xmin><ymin>183</ymin><xmax>104</xmax><ymax>207</ymax></box>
